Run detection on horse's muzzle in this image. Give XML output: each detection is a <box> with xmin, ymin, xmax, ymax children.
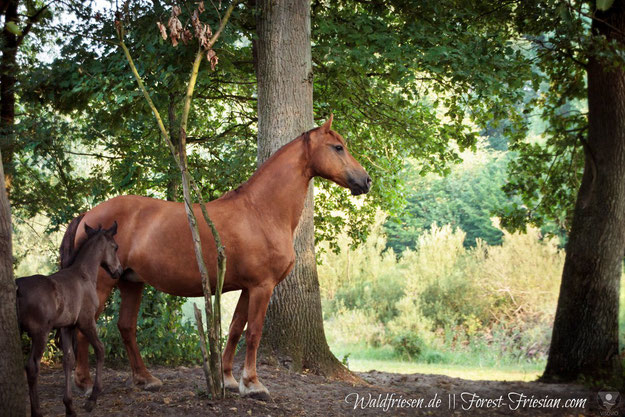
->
<box><xmin>349</xmin><ymin>174</ymin><xmax>372</xmax><ymax>195</ymax></box>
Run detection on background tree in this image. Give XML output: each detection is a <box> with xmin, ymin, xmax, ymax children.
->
<box><xmin>542</xmin><ymin>0</ymin><xmax>625</xmax><ymax>383</ymax></box>
<box><xmin>255</xmin><ymin>0</ymin><xmax>346</xmax><ymax>375</ymax></box>
<box><xmin>1</xmin><ymin>0</ymin><xmax>50</xmax><ymax>193</ymax></box>
<box><xmin>385</xmin><ymin>153</ymin><xmax>510</xmax><ymax>254</ymax></box>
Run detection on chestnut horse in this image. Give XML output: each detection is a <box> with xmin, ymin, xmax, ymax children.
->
<box><xmin>60</xmin><ymin>116</ymin><xmax>371</xmax><ymax>400</ymax></box>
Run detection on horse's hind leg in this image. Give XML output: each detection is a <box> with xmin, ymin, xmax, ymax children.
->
<box><xmin>25</xmin><ymin>331</ymin><xmax>47</xmax><ymax>417</ymax></box>
<box><xmin>75</xmin><ymin>276</ymin><xmax>114</xmax><ymax>393</ymax></box>
<box><xmin>117</xmin><ymin>279</ymin><xmax>162</xmax><ymax>390</ymax></box>
<box><xmin>222</xmin><ymin>289</ymin><xmax>249</xmax><ymax>391</ymax></box>
<box><xmin>79</xmin><ymin>322</ymin><xmax>104</xmax><ymax>412</ymax></box>
<box><xmin>60</xmin><ymin>327</ymin><xmax>77</xmax><ymax>417</ymax></box>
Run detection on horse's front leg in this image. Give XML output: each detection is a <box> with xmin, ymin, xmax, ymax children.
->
<box><xmin>75</xmin><ymin>276</ymin><xmax>114</xmax><ymax>394</ymax></box>
<box><xmin>79</xmin><ymin>322</ymin><xmax>104</xmax><ymax>412</ymax></box>
<box><xmin>60</xmin><ymin>327</ymin><xmax>77</xmax><ymax>417</ymax></box>
<box><xmin>222</xmin><ymin>289</ymin><xmax>249</xmax><ymax>391</ymax></box>
<box><xmin>239</xmin><ymin>285</ymin><xmax>273</xmax><ymax>401</ymax></box>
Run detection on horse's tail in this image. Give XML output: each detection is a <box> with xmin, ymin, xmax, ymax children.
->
<box><xmin>54</xmin><ymin>327</ymin><xmax>78</xmax><ymax>355</ymax></box>
<box><xmin>60</xmin><ymin>213</ymin><xmax>85</xmax><ymax>269</ymax></box>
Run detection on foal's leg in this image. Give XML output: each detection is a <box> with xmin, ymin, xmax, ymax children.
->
<box><xmin>117</xmin><ymin>280</ymin><xmax>162</xmax><ymax>390</ymax></box>
<box><xmin>75</xmin><ymin>276</ymin><xmax>114</xmax><ymax>393</ymax></box>
<box><xmin>222</xmin><ymin>290</ymin><xmax>249</xmax><ymax>391</ymax></box>
<box><xmin>60</xmin><ymin>327</ymin><xmax>77</xmax><ymax>417</ymax></box>
<box><xmin>25</xmin><ymin>331</ymin><xmax>47</xmax><ymax>417</ymax></box>
<box><xmin>79</xmin><ymin>322</ymin><xmax>104</xmax><ymax>412</ymax></box>
<box><xmin>239</xmin><ymin>285</ymin><xmax>273</xmax><ymax>401</ymax></box>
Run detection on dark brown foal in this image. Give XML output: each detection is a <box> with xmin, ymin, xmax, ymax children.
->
<box><xmin>17</xmin><ymin>222</ymin><xmax>123</xmax><ymax>417</ymax></box>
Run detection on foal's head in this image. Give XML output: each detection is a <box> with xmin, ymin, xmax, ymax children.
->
<box><xmin>84</xmin><ymin>222</ymin><xmax>123</xmax><ymax>278</ymax></box>
<box><xmin>306</xmin><ymin>115</ymin><xmax>372</xmax><ymax>195</ymax></box>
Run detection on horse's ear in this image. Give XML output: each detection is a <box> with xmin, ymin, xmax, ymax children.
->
<box><xmin>320</xmin><ymin>114</ymin><xmax>334</xmax><ymax>133</ymax></box>
<box><xmin>107</xmin><ymin>221</ymin><xmax>118</xmax><ymax>236</ymax></box>
<box><xmin>84</xmin><ymin>223</ymin><xmax>96</xmax><ymax>237</ymax></box>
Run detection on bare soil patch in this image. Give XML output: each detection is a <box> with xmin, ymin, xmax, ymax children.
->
<box><xmin>32</xmin><ymin>358</ymin><xmax>610</xmax><ymax>416</ymax></box>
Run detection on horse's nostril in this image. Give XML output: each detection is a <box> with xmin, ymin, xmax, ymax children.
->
<box><xmin>366</xmin><ymin>176</ymin><xmax>372</xmax><ymax>186</ymax></box>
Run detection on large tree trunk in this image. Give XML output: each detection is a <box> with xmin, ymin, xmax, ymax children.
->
<box><xmin>0</xmin><ymin>0</ymin><xmax>19</xmax><ymax>192</ymax></box>
<box><xmin>0</xmin><ymin>153</ymin><xmax>26</xmax><ymax>415</ymax></box>
<box><xmin>255</xmin><ymin>0</ymin><xmax>346</xmax><ymax>376</ymax></box>
<box><xmin>543</xmin><ymin>3</ymin><xmax>625</xmax><ymax>384</ymax></box>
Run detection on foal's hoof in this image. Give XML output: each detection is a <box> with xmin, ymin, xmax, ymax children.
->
<box><xmin>84</xmin><ymin>399</ymin><xmax>96</xmax><ymax>412</ymax></box>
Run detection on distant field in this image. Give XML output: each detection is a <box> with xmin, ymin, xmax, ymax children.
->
<box><xmin>329</xmin><ymin>343</ymin><xmax>544</xmax><ymax>382</ymax></box>
<box><xmin>341</xmin><ymin>358</ymin><xmax>542</xmax><ymax>382</ymax></box>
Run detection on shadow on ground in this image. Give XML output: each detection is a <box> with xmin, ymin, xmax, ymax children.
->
<box><xmin>33</xmin><ymin>358</ymin><xmax>608</xmax><ymax>416</ymax></box>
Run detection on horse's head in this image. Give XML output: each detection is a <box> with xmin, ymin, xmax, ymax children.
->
<box><xmin>84</xmin><ymin>221</ymin><xmax>123</xmax><ymax>279</ymax></box>
<box><xmin>307</xmin><ymin>115</ymin><xmax>372</xmax><ymax>195</ymax></box>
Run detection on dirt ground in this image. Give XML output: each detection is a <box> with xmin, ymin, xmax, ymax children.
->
<box><xmin>32</xmin><ymin>357</ymin><xmax>615</xmax><ymax>417</ymax></box>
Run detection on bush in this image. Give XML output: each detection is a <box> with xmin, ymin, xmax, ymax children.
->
<box><xmin>390</xmin><ymin>331</ymin><xmax>425</xmax><ymax>359</ymax></box>
<box><xmin>324</xmin><ymin>304</ymin><xmax>386</xmax><ymax>347</ymax></box>
<box><xmin>320</xmin><ymin>217</ymin><xmax>566</xmax><ymax>366</ymax></box>
<box><xmin>99</xmin><ymin>287</ymin><xmax>201</xmax><ymax>366</ymax></box>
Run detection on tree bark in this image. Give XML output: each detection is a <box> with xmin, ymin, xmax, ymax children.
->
<box><xmin>543</xmin><ymin>3</ymin><xmax>625</xmax><ymax>385</ymax></box>
<box><xmin>0</xmin><ymin>0</ymin><xmax>19</xmax><ymax>192</ymax></box>
<box><xmin>0</xmin><ymin>152</ymin><xmax>26</xmax><ymax>415</ymax></box>
<box><xmin>255</xmin><ymin>0</ymin><xmax>346</xmax><ymax>376</ymax></box>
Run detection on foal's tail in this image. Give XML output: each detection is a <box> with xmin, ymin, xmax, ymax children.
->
<box><xmin>60</xmin><ymin>213</ymin><xmax>85</xmax><ymax>269</ymax></box>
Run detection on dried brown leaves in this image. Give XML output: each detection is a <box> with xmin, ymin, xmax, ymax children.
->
<box><xmin>157</xmin><ymin>2</ymin><xmax>219</xmax><ymax>70</ymax></box>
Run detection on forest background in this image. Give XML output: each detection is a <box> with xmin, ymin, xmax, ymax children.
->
<box><xmin>4</xmin><ymin>0</ymin><xmax>623</xmax><ymax>384</ymax></box>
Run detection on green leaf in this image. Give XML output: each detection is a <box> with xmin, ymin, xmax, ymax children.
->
<box><xmin>597</xmin><ymin>0</ymin><xmax>615</xmax><ymax>11</ymax></box>
<box><xmin>6</xmin><ymin>21</ymin><xmax>22</xmax><ymax>36</ymax></box>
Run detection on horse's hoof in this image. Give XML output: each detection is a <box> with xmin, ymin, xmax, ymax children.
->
<box><xmin>239</xmin><ymin>376</ymin><xmax>271</xmax><ymax>401</ymax></box>
<box><xmin>244</xmin><ymin>389</ymin><xmax>272</xmax><ymax>401</ymax></box>
<box><xmin>132</xmin><ymin>374</ymin><xmax>163</xmax><ymax>391</ymax></box>
<box><xmin>223</xmin><ymin>373</ymin><xmax>239</xmax><ymax>392</ymax></box>
<box><xmin>83</xmin><ymin>399</ymin><xmax>95</xmax><ymax>412</ymax></box>
<box><xmin>144</xmin><ymin>377</ymin><xmax>163</xmax><ymax>391</ymax></box>
<box><xmin>72</xmin><ymin>373</ymin><xmax>93</xmax><ymax>395</ymax></box>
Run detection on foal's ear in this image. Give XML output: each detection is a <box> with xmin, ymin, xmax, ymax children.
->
<box><xmin>107</xmin><ymin>221</ymin><xmax>118</xmax><ymax>236</ymax></box>
<box><xmin>320</xmin><ymin>114</ymin><xmax>334</xmax><ymax>133</ymax></box>
<box><xmin>84</xmin><ymin>223</ymin><xmax>96</xmax><ymax>237</ymax></box>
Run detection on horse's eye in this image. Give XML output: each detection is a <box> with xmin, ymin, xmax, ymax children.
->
<box><xmin>334</xmin><ymin>145</ymin><xmax>344</xmax><ymax>152</ymax></box>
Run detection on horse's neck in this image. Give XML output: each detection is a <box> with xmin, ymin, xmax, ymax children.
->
<box><xmin>70</xmin><ymin>238</ymin><xmax>102</xmax><ymax>279</ymax></box>
<box><xmin>241</xmin><ymin>138</ymin><xmax>312</xmax><ymax>233</ymax></box>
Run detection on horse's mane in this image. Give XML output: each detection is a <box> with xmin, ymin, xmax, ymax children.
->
<box><xmin>219</xmin><ymin>129</ymin><xmax>316</xmax><ymax>200</ymax></box>
<box><xmin>60</xmin><ymin>217</ymin><xmax>107</xmax><ymax>269</ymax></box>
<box><xmin>60</xmin><ymin>213</ymin><xmax>85</xmax><ymax>269</ymax></box>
